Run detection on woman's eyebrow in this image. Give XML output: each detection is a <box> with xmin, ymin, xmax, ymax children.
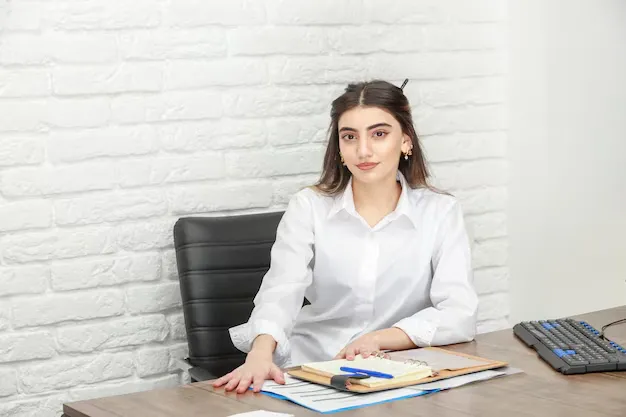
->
<box><xmin>338</xmin><ymin>122</ymin><xmax>392</xmax><ymax>133</ymax></box>
<box><xmin>367</xmin><ymin>122</ymin><xmax>392</xmax><ymax>130</ymax></box>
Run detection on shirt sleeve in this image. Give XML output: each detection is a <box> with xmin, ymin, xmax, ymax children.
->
<box><xmin>229</xmin><ymin>190</ymin><xmax>315</xmax><ymax>367</ymax></box>
<box><xmin>392</xmin><ymin>199</ymin><xmax>478</xmax><ymax>347</ymax></box>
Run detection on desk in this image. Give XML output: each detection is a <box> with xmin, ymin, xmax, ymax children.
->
<box><xmin>64</xmin><ymin>306</ymin><xmax>626</xmax><ymax>417</ymax></box>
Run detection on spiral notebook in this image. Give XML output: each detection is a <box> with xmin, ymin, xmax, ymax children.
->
<box><xmin>287</xmin><ymin>347</ymin><xmax>508</xmax><ymax>393</ymax></box>
<box><xmin>302</xmin><ymin>354</ymin><xmax>434</xmax><ymax>388</ymax></box>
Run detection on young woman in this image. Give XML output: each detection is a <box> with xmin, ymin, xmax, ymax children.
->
<box><xmin>214</xmin><ymin>80</ymin><xmax>478</xmax><ymax>394</ymax></box>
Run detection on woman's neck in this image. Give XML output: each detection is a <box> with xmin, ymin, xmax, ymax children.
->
<box><xmin>351</xmin><ymin>172</ymin><xmax>402</xmax><ymax>227</ymax></box>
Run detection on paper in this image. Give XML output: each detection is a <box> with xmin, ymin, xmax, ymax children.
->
<box><xmin>260</xmin><ymin>367</ymin><xmax>522</xmax><ymax>414</ymax></box>
<box><xmin>228</xmin><ymin>412</ymin><xmax>294</xmax><ymax>417</ymax></box>
<box><xmin>388</xmin><ymin>348</ymin><xmax>489</xmax><ymax>371</ymax></box>
<box><xmin>407</xmin><ymin>367</ymin><xmax>523</xmax><ymax>391</ymax></box>
<box><xmin>261</xmin><ymin>374</ymin><xmax>431</xmax><ymax>414</ymax></box>
<box><xmin>303</xmin><ymin>355</ymin><xmax>432</xmax><ymax>388</ymax></box>
<box><xmin>304</xmin><ymin>354</ymin><xmax>427</xmax><ymax>377</ymax></box>
<box><xmin>302</xmin><ymin>354</ymin><xmax>432</xmax><ymax>387</ymax></box>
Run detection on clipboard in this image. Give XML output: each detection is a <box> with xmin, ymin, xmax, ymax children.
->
<box><xmin>287</xmin><ymin>347</ymin><xmax>508</xmax><ymax>393</ymax></box>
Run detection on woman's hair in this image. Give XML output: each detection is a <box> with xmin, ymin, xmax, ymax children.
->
<box><xmin>314</xmin><ymin>80</ymin><xmax>431</xmax><ymax>195</ymax></box>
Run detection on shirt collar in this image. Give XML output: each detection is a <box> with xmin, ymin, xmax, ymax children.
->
<box><xmin>327</xmin><ymin>176</ymin><xmax>357</xmax><ymax>220</ymax></box>
<box><xmin>327</xmin><ymin>171</ymin><xmax>420</xmax><ymax>229</ymax></box>
<box><xmin>394</xmin><ymin>172</ymin><xmax>420</xmax><ymax>228</ymax></box>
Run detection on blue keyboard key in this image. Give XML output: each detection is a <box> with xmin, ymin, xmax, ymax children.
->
<box><xmin>553</xmin><ymin>349</ymin><xmax>565</xmax><ymax>357</ymax></box>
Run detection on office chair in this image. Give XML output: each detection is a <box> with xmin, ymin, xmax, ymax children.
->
<box><xmin>173</xmin><ymin>212</ymin><xmax>284</xmax><ymax>382</ymax></box>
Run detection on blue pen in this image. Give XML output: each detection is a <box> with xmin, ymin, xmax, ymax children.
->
<box><xmin>339</xmin><ymin>367</ymin><xmax>394</xmax><ymax>379</ymax></box>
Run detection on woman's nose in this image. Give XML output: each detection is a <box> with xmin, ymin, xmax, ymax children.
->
<box><xmin>356</xmin><ymin>137</ymin><xmax>373</xmax><ymax>158</ymax></box>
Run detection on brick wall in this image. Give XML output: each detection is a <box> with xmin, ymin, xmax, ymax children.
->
<box><xmin>0</xmin><ymin>1</ymin><xmax>508</xmax><ymax>415</ymax></box>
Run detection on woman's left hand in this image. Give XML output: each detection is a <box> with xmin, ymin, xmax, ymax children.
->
<box><xmin>335</xmin><ymin>332</ymin><xmax>385</xmax><ymax>360</ymax></box>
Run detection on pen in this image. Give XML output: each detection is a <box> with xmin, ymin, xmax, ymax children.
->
<box><xmin>339</xmin><ymin>367</ymin><xmax>394</xmax><ymax>379</ymax></box>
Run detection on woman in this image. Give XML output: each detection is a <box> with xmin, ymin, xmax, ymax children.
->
<box><xmin>214</xmin><ymin>80</ymin><xmax>478</xmax><ymax>394</ymax></box>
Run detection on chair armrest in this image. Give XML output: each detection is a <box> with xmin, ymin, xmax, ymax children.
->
<box><xmin>189</xmin><ymin>366</ymin><xmax>218</xmax><ymax>382</ymax></box>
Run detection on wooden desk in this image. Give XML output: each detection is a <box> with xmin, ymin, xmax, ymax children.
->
<box><xmin>64</xmin><ymin>306</ymin><xmax>626</xmax><ymax>417</ymax></box>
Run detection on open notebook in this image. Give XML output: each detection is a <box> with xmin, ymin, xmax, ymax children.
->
<box><xmin>288</xmin><ymin>347</ymin><xmax>508</xmax><ymax>393</ymax></box>
<box><xmin>301</xmin><ymin>354</ymin><xmax>433</xmax><ymax>388</ymax></box>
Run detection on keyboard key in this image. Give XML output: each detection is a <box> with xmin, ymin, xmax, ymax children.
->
<box><xmin>562</xmin><ymin>356</ymin><xmax>588</xmax><ymax>366</ymax></box>
<box><xmin>594</xmin><ymin>340</ymin><xmax>616</xmax><ymax>353</ymax></box>
<box><xmin>587</xmin><ymin>358</ymin><xmax>610</xmax><ymax>365</ymax></box>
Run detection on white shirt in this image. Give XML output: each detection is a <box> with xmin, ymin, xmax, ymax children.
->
<box><xmin>229</xmin><ymin>171</ymin><xmax>478</xmax><ymax>367</ymax></box>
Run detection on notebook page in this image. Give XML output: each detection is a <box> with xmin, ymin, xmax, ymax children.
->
<box><xmin>388</xmin><ymin>348</ymin><xmax>489</xmax><ymax>371</ymax></box>
<box><xmin>304</xmin><ymin>355</ymin><xmax>428</xmax><ymax>378</ymax></box>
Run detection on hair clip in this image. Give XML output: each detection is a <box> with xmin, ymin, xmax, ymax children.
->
<box><xmin>400</xmin><ymin>78</ymin><xmax>409</xmax><ymax>91</ymax></box>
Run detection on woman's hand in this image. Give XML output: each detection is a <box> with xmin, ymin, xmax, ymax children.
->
<box><xmin>212</xmin><ymin>351</ymin><xmax>285</xmax><ymax>393</ymax></box>
<box><xmin>335</xmin><ymin>328</ymin><xmax>416</xmax><ymax>360</ymax></box>
<box><xmin>335</xmin><ymin>332</ymin><xmax>384</xmax><ymax>360</ymax></box>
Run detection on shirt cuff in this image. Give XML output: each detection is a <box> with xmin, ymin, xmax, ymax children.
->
<box><xmin>392</xmin><ymin>311</ymin><xmax>440</xmax><ymax>347</ymax></box>
<box><xmin>229</xmin><ymin>319</ymin><xmax>291</xmax><ymax>368</ymax></box>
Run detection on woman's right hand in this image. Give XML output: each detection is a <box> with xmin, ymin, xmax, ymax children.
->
<box><xmin>212</xmin><ymin>351</ymin><xmax>285</xmax><ymax>393</ymax></box>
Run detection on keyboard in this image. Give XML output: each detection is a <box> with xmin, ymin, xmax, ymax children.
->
<box><xmin>513</xmin><ymin>318</ymin><xmax>626</xmax><ymax>374</ymax></box>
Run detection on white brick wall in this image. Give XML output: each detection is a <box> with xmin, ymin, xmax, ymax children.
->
<box><xmin>0</xmin><ymin>0</ymin><xmax>509</xmax><ymax>415</ymax></box>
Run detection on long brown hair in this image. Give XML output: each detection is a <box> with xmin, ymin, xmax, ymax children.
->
<box><xmin>314</xmin><ymin>80</ymin><xmax>431</xmax><ymax>195</ymax></box>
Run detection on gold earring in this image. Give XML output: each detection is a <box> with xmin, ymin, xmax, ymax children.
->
<box><xmin>339</xmin><ymin>153</ymin><xmax>345</xmax><ymax>165</ymax></box>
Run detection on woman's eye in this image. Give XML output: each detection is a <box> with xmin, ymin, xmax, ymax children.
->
<box><xmin>342</xmin><ymin>134</ymin><xmax>355</xmax><ymax>140</ymax></box>
<box><xmin>374</xmin><ymin>131</ymin><xmax>387</xmax><ymax>138</ymax></box>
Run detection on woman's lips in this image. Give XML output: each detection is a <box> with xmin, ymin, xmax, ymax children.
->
<box><xmin>356</xmin><ymin>162</ymin><xmax>379</xmax><ymax>170</ymax></box>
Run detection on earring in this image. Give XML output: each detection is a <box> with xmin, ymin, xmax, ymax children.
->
<box><xmin>403</xmin><ymin>148</ymin><xmax>413</xmax><ymax>160</ymax></box>
<box><xmin>339</xmin><ymin>153</ymin><xmax>345</xmax><ymax>165</ymax></box>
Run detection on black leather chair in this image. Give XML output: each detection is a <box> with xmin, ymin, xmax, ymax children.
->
<box><xmin>173</xmin><ymin>211</ymin><xmax>284</xmax><ymax>382</ymax></box>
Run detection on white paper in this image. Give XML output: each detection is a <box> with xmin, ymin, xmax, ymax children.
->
<box><xmin>406</xmin><ymin>367</ymin><xmax>523</xmax><ymax>391</ymax></box>
<box><xmin>228</xmin><ymin>411</ymin><xmax>294</xmax><ymax>417</ymax></box>
<box><xmin>261</xmin><ymin>374</ymin><xmax>428</xmax><ymax>414</ymax></box>
<box><xmin>260</xmin><ymin>368</ymin><xmax>522</xmax><ymax>413</ymax></box>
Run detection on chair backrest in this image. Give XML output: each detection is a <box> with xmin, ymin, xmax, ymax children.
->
<box><xmin>173</xmin><ymin>211</ymin><xmax>284</xmax><ymax>377</ymax></box>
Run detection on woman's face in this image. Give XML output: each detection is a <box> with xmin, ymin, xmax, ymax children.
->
<box><xmin>338</xmin><ymin>106</ymin><xmax>412</xmax><ymax>185</ymax></box>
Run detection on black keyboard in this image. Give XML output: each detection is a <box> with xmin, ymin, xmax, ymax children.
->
<box><xmin>513</xmin><ymin>318</ymin><xmax>626</xmax><ymax>374</ymax></box>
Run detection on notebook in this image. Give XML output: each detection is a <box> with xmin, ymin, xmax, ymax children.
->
<box><xmin>301</xmin><ymin>354</ymin><xmax>433</xmax><ymax>388</ymax></box>
<box><xmin>287</xmin><ymin>347</ymin><xmax>508</xmax><ymax>393</ymax></box>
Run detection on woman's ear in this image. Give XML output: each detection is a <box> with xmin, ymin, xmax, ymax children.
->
<box><xmin>401</xmin><ymin>134</ymin><xmax>412</xmax><ymax>153</ymax></box>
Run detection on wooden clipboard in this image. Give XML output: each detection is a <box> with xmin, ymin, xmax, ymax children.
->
<box><xmin>287</xmin><ymin>347</ymin><xmax>508</xmax><ymax>393</ymax></box>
